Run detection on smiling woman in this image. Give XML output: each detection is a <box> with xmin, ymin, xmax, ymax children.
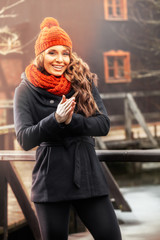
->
<box><xmin>14</xmin><ymin>17</ymin><xmax>121</xmax><ymax>240</ymax></box>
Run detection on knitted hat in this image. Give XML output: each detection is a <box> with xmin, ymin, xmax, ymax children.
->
<box><xmin>35</xmin><ymin>17</ymin><xmax>72</xmax><ymax>56</ymax></box>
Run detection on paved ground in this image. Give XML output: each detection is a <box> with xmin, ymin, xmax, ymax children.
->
<box><xmin>118</xmin><ymin>185</ymin><xmax>160</xmax><ymax>240</ymax></box>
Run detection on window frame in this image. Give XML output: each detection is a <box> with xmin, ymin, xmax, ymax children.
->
<box><xmin>103</xmin><ymin>50</ymin><xmax>131</xmax><ymax>83</ymax></box>
<box><xmin>104</xmin><ymin>0</ymin><xmax>128</xmax><ymax>21</ymax></box>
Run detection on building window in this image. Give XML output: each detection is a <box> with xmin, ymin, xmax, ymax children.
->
<box><xmin>103</xmin><ymin>50</ymin><xmax>131</xmax><ymax>83</ymax></box>
<box><xmin>104</xmin><ymin>0</ymin><xmax>128</xmax><ymax>20</ymax></box>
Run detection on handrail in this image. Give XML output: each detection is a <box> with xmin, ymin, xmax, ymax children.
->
<box><xmin>1</xmin><ymin>149</ymin><xmax>160</xmax><ymax>240</ymax></box>
<box><xmin>0</xmin><ymin>149</ymin><xmax>160</xmax><ymax>162</ymax></box>
<box><xmin>0</xmin><ymin>90</ymin><xmax>160</xmax><ymax>106</ymax></box>
<box><xmin>100</xmin><ymin>90</ymin><xmax>160</xmax><ymax>99</ymax></box>
<box><xmin>97</xmin><ymin>149</ymin><xmax>160</xmax><ymax>162</ymax></box>
<box><xmin>0</xmin><ymin>124</ymin><xmax>15</xmax><ymax>134</ymax></box>
<box><xmin>0</xmin><ymin>100</ymin><xmax>13</xmax><ymax>109</ymax></box>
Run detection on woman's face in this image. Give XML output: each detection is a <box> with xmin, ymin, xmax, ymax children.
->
<box><xmin>43</xmin><ymin>45</ymin><xmax>70</xmax><ymax>76</ymax></box>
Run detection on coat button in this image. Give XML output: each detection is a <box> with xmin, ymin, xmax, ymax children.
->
<box><xmin>50</xmin><ymin>100</ymin><xmax>54</xmax><ymax>104</ymax></box>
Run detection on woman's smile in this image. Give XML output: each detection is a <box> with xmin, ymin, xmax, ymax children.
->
<box><xmin>52</xmin><ymin>64</ymin><xmax>65</xmax><ymax>71</ymax></box>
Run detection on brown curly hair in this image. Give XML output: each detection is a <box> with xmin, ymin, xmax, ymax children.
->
<box><xmin>33</xmin><ymin>51</ymin><xmax>99</xmax><ymax>117</ymax></box>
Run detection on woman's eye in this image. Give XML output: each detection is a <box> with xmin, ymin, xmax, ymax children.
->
<box><xmin>48</xmin><ymin>51</ymin><xmax>56</xmax><ymax>55</ymax></box>
<box><xmin>63</xmin><ymin>52</ymin><xmax>69</xmax><ymax>56</ymax></box>
<box><xmin>47</xmin><ymin>51</ymin><xmax>69</xmax><ymax>56</ymax></box>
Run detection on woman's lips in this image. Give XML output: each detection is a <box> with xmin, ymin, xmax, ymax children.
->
<box><xmin>52</xmin><ymin>65</ymin><xmax>64</xmax><ymax>70</ymax></box>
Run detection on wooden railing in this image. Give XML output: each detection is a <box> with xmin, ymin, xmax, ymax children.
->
<box><xmin>100</xmin><ymin>90</ymin><xmax>160</xmax><ymax>127</ymax></box>
<box><xmin>1</xmin><ymin>91</ymin><xmax>160</xmax><ymax>150</ymax></box>
<box><xmin>0</xmin><ymin>149</ymin><xmax>160</xmax><ymax>240</ymax></box>
<box><xmin>0</xmin><ymin>100</ymin><xmax>14</xmax><ymax>150</ymax></box>
<box><xmin>0</xmin><ymin>151</ymin><xmax>40</xmax><ymax>240</ymax></box>
<box><xmin>100</xmin><ymin>91</ymin><xmax>160</xmax><ymax>148</ymax></box>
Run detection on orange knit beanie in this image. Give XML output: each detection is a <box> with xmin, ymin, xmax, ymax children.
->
<box><xmin>35</xmin><ymin>17</ymin><xmax>72</xmax><ymax>56</ymax></box>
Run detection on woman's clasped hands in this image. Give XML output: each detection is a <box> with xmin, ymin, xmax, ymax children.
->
<box><xmin>55</xmin><ymin>95</ymin><xmax>76</xmax><ymax>125</ymax></box>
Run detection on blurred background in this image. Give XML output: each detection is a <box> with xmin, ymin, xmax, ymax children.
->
<box><xmin>0</xmin><ymin>0</ymin><xmax>160</xmax><ymax>239</ymax></box>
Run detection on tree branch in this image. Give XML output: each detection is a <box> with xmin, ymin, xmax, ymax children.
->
<box><xmin>0</xmin><ymin>0</ymin><xmax>25</xmax><ymax>15</ymax></box>
<box><xmin>0</xmin><ymin>14</ymin><xmax>17</xmax><ymax>18</ymax></box>
<box><xmin>0</xmin><ymin>26</ymin><xmax>22</xmax><ymax>55</ymax></box>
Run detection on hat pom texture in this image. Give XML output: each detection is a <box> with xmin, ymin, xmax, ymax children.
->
<box><xmin>40</xmin><ymin>17</ymin><xmax>59</xmax><ymax>30</ymax></box>
<box><xmin>35</xmin><ymin>17</ymin><xmax>72</xmax><ymax>56</ymax></box>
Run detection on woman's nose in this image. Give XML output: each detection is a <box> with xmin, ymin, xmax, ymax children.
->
<box><xmin>56</xmin><ymin>54</ymin><xmax>63</xmax><ymax>62</ymax></box>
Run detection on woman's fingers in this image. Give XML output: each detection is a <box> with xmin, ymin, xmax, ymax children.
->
<box><xmin>61</xmin><ymin>95</ymin><xmax>66</xmax><ymax>103</ymax></box>
<box><xmin>62</xmin><ymin>97</ymin><xmax>75</xmax><ymax>106</ymax></box>
<box><xmin>65</xmin><ymin>107</ymin><xmax>75</xmax><ymax>125</ymax></box>
<box><xmin>55</xmin><ymin>96</ymin><xmax>76</xmax><ymax>123</ymax></box>
<box><xmin>64</xmin><ymin>100</ymin><xmax>76</xmax><ymax>113</ymax></box>
<box><xmin>65</xmin><ymin>102</ymin><xmax>76</xmax><ymax>118</ymax></box>
<box><xmin>60</xmin><ymin>95</ymin><xmax>65</xmax><ymax>104</ymax></box>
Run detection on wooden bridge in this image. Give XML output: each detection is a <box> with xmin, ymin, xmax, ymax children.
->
<box><xmin>0</xmin><ymin>149</ymin><xmax>160</xmax><ymax>240</ymax></box>
<box><xmin>0</xmin><ymin>92</ymin><xmax>160</xmax><ymax>239</ymax></box>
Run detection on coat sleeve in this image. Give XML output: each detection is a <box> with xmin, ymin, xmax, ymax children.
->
<box><xmin>14</xmin><ymin>85</ymin><xmax>65</xmax><ymax>151</ymax></box>
<box><xmin>66</xmin><ymin>83</ymin><xmax>110</xmax><ymax>136</ymax></box>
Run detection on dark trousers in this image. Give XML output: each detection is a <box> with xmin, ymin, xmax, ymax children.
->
<box><xmin>34</xmin><ymin>195</ymin><xmax>122</xmax><ymax>240</ymax></box>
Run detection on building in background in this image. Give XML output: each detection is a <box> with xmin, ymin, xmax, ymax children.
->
<box><xmin>0</xmin><ymin>0</ymin><xmax>160</xmax><ymax>149</ymax></box>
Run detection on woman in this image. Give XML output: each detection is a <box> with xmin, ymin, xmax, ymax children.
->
<box><xmin>14</xmin><ymin>17</ymin><xmax>122</xmax><ymax>240</ymax></box>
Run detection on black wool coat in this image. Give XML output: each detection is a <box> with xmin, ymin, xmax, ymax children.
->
<box><xmin>14</xmin><ymin>73</ymin><xmax>110</xmax><ymax>202</ymax></box>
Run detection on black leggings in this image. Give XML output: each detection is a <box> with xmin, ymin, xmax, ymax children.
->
<box><xmin>34</xmin><ymin>196</ymin><xmax>122</xmax><ymax>240</ymax></box>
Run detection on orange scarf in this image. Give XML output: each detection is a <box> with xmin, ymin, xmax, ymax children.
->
<box><xmin>25</xmin><ymin>64</ymin><xmax>71</xmax><ymax>96</ymax></box>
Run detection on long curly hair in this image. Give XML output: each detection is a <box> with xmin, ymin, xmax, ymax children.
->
<box><xmin>33</xmin><ymin>51</ymin><xmax>100</xmax><ymax>117</ymax></box>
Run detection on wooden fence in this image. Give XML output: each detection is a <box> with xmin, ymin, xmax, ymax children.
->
<box><xmin>0</xmin><ymin>149</ymin><xmax>160</xmax><ymax>240</ymax></box>
<box><xmin>0</xmin><ymin>100</ymin><xmax>14</xmax><ymax>150</ymax></box>
<box><xmin>100</xmin><ymin>91</ymin><xmax>160</xmax><ymax>148</ymax></box>
<box><xmin>0</xmin><ymin>91</ymin><xmax>160</xmax><ymax>150</ymax></box>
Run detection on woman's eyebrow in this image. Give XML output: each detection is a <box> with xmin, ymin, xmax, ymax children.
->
<box><xmin>62</xmin><ymin>49</ymin><xmax>70</xmax><ymax>53</ymax></box>
<box><xmin>48</xmin><ymin>49</ymin><xmax>56</xmax><ymax>52</ymax></box>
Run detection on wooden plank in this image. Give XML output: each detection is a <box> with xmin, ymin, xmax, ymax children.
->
<box><xmin>96</xmin><ymin>135</ymin><xmax>132</xmax><ymax>211</ymax></box>
<box><xmin>0</xmin><ymin>151</ymin><xmax>36</xmax><ymax>161</ymax></box>
<box><xmin>127</xmin><ymin>93</ymin><xmax>158</xmax><ymax>148</ymax></box>
<box><xmin>1</xmin><ymin>149</ymin><xmax>160</xmax><ymax>162</ymax></box>
<box><xmin>0</xmin><ymin>162</ymin><xmax>8</xmax><ymax>240</ymax></box>
<box><xmin>5</xmin><ymin>161</ymin><xmax>41</xmax><ymax>240</ymax></box>
<box><xmin>0</xmin><ymin>100</ymin><xmax>13</xmax><ymax>109</ymax></box>
<box><xmin>97</xmin><ymin>149</ymin><xmax>160</xmax><ymax>162</ymax></box>
<box><xmin>100</xmin><ymin>90</ymin><xmax>160</xmax><ymax>99</ymax></box>
<box><xmin>0</xmin><ymin>135</ymin><xmax>5</xmax><ymax>149</ymax></box>
<box><xmin>96</xmin><ymin>137</ymin><xmax>107</xmax><ymax>150</ymax></box>
<box><xmin>101</xmin><ymin>162</ymin><xmax>131</xmax><ymax>212</ymax></box>
<box><xmin>124</xmin><ymin>98</ymin><xmax>132</xmax><ymax>139</ymax></box>
<box><xmin>109</xmin><ymin>112</ymin><xmax>160</xmax><ymax>123</ymax></box>
<box><xmin>0</xmin><ymin>125</ymin><xmax>15</xmax><ymax>135</ymax></box>
<box><xmin>106</xmin><ymin>139</ymin><xmax>140</xmax><ymax>149</ymax></box>
<box><xmin>0</xmin><ymin>64</ymin><xmax>12</xmax><ymax>98</ymax></box>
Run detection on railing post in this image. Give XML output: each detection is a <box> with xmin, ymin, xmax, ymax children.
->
<box><xmin>101</xmin><ymin>162</ymin><xmax>131</xmax><ymax>212</ymax></box>
<box><xmin>124</xmin><ymin>97</ymin><xmax>132</xmax><ymax>140</ymax></box>
<box><xmin>126</xmin><ymin>93</ymin><xmax>158</xmax><ymax>148</ymax></box>
<box><xmin>0</xmin><ymin>135</ymin><xmax>5</xmax><ymax>150</ymax></box>
<box><xmin>6</xmin><ymin>161</ymin><xmax>41</xmax><ymax>240</ymax></box>
<box><xmin>0</xmin><ymin>162</ymin><xmax>8</xmax><ymax>240</ymax></box>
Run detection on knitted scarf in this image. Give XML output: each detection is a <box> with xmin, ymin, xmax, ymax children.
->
<box><xmin>25</xmin><ymin>64</ymin><xmax>71</xmax><ymax>96</ymax></box>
